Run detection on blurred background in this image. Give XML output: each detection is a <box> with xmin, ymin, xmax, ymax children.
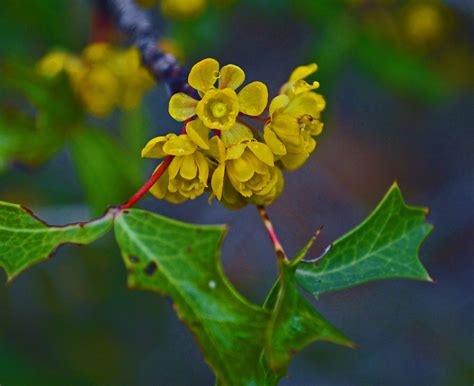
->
<box><xmin>0</xmin><ymin>0</ymin><xmax>473</xmax><ymax>385</ymax></box>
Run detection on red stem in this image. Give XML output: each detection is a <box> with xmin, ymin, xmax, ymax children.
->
<box><xmin>120</xmin><ymin>155</ymin><xmax>174</xmax><ymax>209</ymax></box>
<box><xmin>257</xmin><ymin>205</ymin><xmax>288</xmax><ymax>261</ymax></box>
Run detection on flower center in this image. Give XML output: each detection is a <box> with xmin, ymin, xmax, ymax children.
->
<box><xmin>210</xmin><ymin>101</ymin><xmax>227</xmax><ymax>118</ymax></box>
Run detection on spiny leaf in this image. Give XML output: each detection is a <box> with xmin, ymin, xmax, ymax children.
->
<box><xmin>114</xmin><ymin>208</ymin><xmax>352</xmax><ymax>385</ymax></box>
<box><xmin>0</xmin><ymin>201</ymin><xmax>113</xmax><ymax>281</ymax></box>
<box><xmin>114</xmin><ymin>208</ymin><xmax>270</xmax><ymax>385</ymax></box>
<box><xmin>263</xmin><ymin>262</ymin><xmax>353</xmax><ymax>372</ymax></box>
<box><xmin>295</xmin><ymin>183</ymin><xmax>433</xmax><ymax>296</ymax></box>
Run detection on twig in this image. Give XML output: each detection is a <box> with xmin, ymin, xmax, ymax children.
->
<box><xmin>106</xmin><ymin>0</ymin><xmax>194</xmax><ymax>96</ymax></box>
<box><xmin>257</xmin><ymin>205</ymin><xmax>288</xmax><ymax>262</ymax></box>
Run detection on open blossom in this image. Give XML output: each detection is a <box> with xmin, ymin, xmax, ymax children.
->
<box><xmin>209</xmin><ymin>127</ymin><xmax>283</xmax><ymax>209</ymax></box>
<box><xmin>280</xmin><ymin>63</ymin><xmax>320</xmax><ymax>98</ymax></box>
<box><xmin>142</xmin><ymin>134</ymin><xmax>209</xmax><ymax>203</ymax></box>
<box><xmin>168</xmin><ymin>58</ymin><xmax>268</xmax><ymax>131</ymax></box>
<box><xmin>264</xmin><ymin>64</ymin><xmax>325</xmax><ymax>171</ymax></box>
<box><xmin>139</xmin><ymin>59</ymin><xmax>325</xmax><ymax>209</ymax></box>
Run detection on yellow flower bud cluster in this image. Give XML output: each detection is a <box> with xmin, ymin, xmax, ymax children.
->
<box><xmin>37</xmin><ymin>43</ymin><xmax>155</xmax><ymax>118</ymax></box>
<box><xmin>142</xmin><ymin>58</ymin><xmax>325</xmax><ymax>209</ymax></box>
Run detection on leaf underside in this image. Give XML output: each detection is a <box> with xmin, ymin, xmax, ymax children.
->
<box><xmin>0</xmin><ymin>201</ymin><xmax>113</xmax><ymax>281</ymax></box>
<box><xmin>295</xmin><ymin>183</ymin><xmax>433</xmax><ymax>296</ymax></box>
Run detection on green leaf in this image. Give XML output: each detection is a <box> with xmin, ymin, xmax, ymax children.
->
<box><xmin>263</xmin><ymin>262</ymin><xmax>353</xmax><ymax>372</ymax></box>
<box><xmin>353</xmin><ymin>32</ymin><xmax>452</xmax><ymax>103</ymax></box>
<box><xmin>114</xmin><ymin>208</ymin><xmax>352</xmax><ymax>385</ymax></box>
<box><xmin>69</xmin><ymin>128</ymin><xmax>144</xmax><ymax>216</ymax></box>
<box><xmin>114</xmin><ymin>208</ymin><xmax>271</xmax><ymax>385</ymax></box>
<box><xmin>0</xmin><ymin>110</ymin><xmax>64</xmax><ymax>173</ymax></box>
<box><xmin>295</xmin><ymin>183</ymin><xmax>433</xmax><ymax>296</ymax></box>
<box><xmin>0</xmin><ymin>201</ymin><xmax>113</xmax><ymax>282</ymax></box>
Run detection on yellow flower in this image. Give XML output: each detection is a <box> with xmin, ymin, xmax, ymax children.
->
<box><xmin>36</xmin><ymin>51</ymin><xmax>82</xmax><ymax>78</ymax></box>
<box><xmin>169</xmin><ymin>58</ymin><xmax>268</xmax><ymax>131</ymax></box>
<box><xmin>75</xmin><ymin>65</ymin><xmax>120</xmax><ymax>118</ymax></box>
<box><xmin>38</xmin><ymin>43</ymin><xmax>155</xmax><ymax>118</ymax></box>
<box><xmin>142</xmin><ymin>133</ymin><xmax>210</xmax><ymax>203</ymax></box>
<box><xmin>280</xmin><ymin>63</ymin><xmax>320</xmax><ymax>99</ymax></box>
<box><xmin>264</xmin><ymin>92</ymin><xmax>325</xmax><ymax>171</ymax></box>
<box><xmin>160</xmin><ymin>0</ymin><xmax>207</xmax><ymax>19</ymax></box>
<box><xmin>109</xmin><ymin>47</ymin><xmax>155</xmax><ymax>110</ymax></box>
<box><xmin>209</xmin><ymin>134</ymin><xmax>282</xmax><ymax>208</ymax></box>
<box><xmin>404</xmin><ymin>3</ymin><xmax>443</xmax><ymax>45</ymax></box>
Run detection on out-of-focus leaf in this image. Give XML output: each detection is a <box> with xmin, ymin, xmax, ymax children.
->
<box><xmin>69</xmin><ymin>128</ymin><xmax>143</xmax><ymax>215</ymax></box>
<box><xmin>114</xmin><ymin>208</ymin><xmax>351</xmax><ymax>385</ymax></box>
<box><xmin>120</xmin><ymin>109</ymin><xmax>148</xmax><ymax>181</ymax></box>
<box><xmin>1</xmin><ymin>60</ymin><xmax>84</xmax><ymax>129</ymax></box>
<box><xmin>0</xmin><ymin>201</ymin><xmax>113</xmax><ymax>282</ymax></box>
<box><xmin>353</xmin><ymin>32</ymin><xmax>452</xmax><ymax>103</ymax></box>
<box><xmin>296</xmin><ymin>183</ymin><xmax>433</xmax><ymax>296</ymax></box>
<box><xmin>0</xmin><ymin>111</ymin><xmax>64</xmax><ymax>172</ymax></box>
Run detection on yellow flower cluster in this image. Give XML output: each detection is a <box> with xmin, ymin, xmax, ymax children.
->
<box><xmin>37</xmin><ymin>43</ymin><xmax>155</xmax><ymax>118</ymax></box>
<box><xmin>142</xmin><ymin>58</ymin><xmax>325</xmax><ymax>209</ymax></box>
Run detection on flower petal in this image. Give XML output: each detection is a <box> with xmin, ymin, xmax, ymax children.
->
<box><xmin>225</xmin><ymin>143</ymin><xmax>246</xmax><ymax>160</ymax></box>
<box><xmin>209</xmin><ymin>136</ymin><xmax>226</xmax><ymax>163</ymax></box>
<box><xmin>180</xmin><ymin>155</ymin><xmax>198</xmax><ymax>180</ymax></box>
<box><xmin>247</xmin><ymin>141</ymin><xmax>274</xmax><ymax>166</ymax></box>
<box><xmin>141</xmin><ymin>136</ymin><xmax>168</xmax><ymax>158</ymax></box>
<box><xmin>238</xmin><ymin>81</ymin><xmax>268</xmax><ymax>116</ymax></box>
<box><xmin>269</xmin><ymin>94</ymin><xmax>289</xmax><ymax>116</ymax></box>
<box><xmin>211</xmin><ymin>164</ymin><xmax>226</xmax><ymax>200</ymax></box>
<box><xmin>186</xmin><ymin>119</ymin><xmax>210</xmax><ymax>149</ymax></box>
<box><xmin>162</xmin><ymin>134</ymin><xmax>197</xmax><ymax>156</ymax></box>
<box><xmin>169</xmin><ymin>93</ymin><xmax>198</xmax><ymax>121</ymax></box>
<box><xmin>285</xmin><ymin>92</ymin><xmax>325</xmax><ymax>118</ymax></box>
<box><xmin>289</xmin><ymin>63</ymin><xmax>318</xmax><ymax>82</ymax></box>
<box><xmin>281</xmin><ymin>152</ymin><xmax>309</xmax><ymax>171</ymax></box>
<box><xmin>227</xmin><ymin>157</ymin><xmax>255</xmax><ymax>182</ymax></box>
<box><xmin>221</xmin><ymin>122</ymin><xmax>253</xmax><ymax>146</ymax></box>
<box><xmin>188</xmin><ymin>58</ymin><xmax>219</xmax><ymax>92</ymax></box>
<box><xmin>150</xmin><ymin>167</ymin><xmax>170</xmax><ymax>199</ymax></box>
<box><xmin>194</xmin><ymin>151</ymin><xmax>210</xmax><ymax>183</ymax></box>
<box><xmin>264</xmin><ymin>126</ymin><xmax>287</xmax><ymax>156</ymax></box>
<box><xmin>168</xmin><ymin>156</ymin><xmax>184</xmax><ymax>179</ymax></box>
<box><xmin>219</xmin><ymin>64</ymin><xmax>245</xmax><ymax>90</ymax></box>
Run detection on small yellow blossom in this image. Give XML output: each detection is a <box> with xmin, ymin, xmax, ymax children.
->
<box><xmin>209</xmin><ymin>133</ymin><xmax>281</xmax><ymax>208</ymax></box>
<box><xmin>76</xmin><ymin>66</ymin><xmax>120</xmax><ymax>118</ymax></box>
<box><xmin>37</xmin><ymin>43</ymin><xmax>154</xmax><ymax>118</ymax></box>
<box><xmin>169</xmin><ymin>58</ymin><xmax>268</xmax><ymax>131</ymax></box>
<box><xmin>36</xmin><ymin>51</ymin><xmax>82</xmax><ymax>78</ymax></box>
<box><xmin>143</xmin><ymin>133</ymin><xmax>209</xmax><ymax>203</ymax></box>
<box><xmin>264</xmin><ymin>90</ymin><xmax>325</xmax><ymax>171</ymax></box>
<box><xmin>160</xmin><ymin>0</ymin><xmax>207</xmax><ymax>19</ymax></box>
<box><xmin>280</xmin><ymin>63</ymin><xmax>320</xmax><ymax>98</ymax></box>
<box><xmin>404</xmin><ymin>3</ymin><xmax>443</xmax><ymax>45</ymax></box>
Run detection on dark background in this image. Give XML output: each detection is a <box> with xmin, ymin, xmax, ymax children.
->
<box><xmin>0</xmin><ymin>0</ymin><xmax>473</xmax><ymax>385</ymax></box>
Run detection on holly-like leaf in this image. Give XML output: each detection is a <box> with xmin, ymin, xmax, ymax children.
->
<box><xmin>0</xmin><ymin>201</ymin><xmax>113</xmax><ymax>281</ymax></box>
<box><xmin>263</xmin><ymin>262</ymin><xmax>353</xmax><ymax>373</ymax></box>
<box><xmin>295</xmin><ymin>183</ymin><xmax>433</xmax><ymax>296</ymax></box>
<box><xmin>114</xmin><ymin>208</ymin><xmax>352</xmax><ymax>385</ymax></box>
<box><xmin>114</xmin><ymin>208</ymin><xmax>270</xmax><ymax>385</ymax></box>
